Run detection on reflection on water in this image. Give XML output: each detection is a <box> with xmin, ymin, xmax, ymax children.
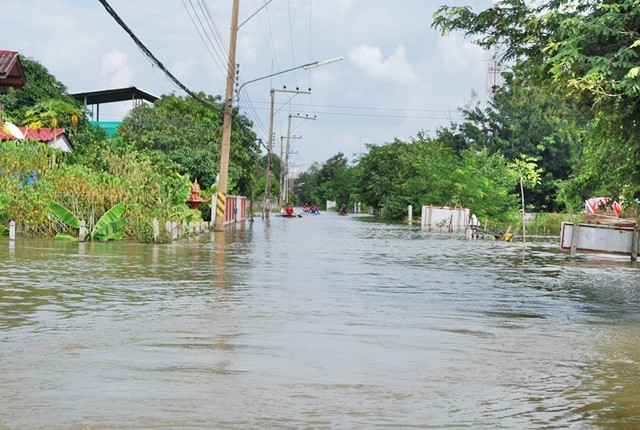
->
<box><xmin>0</xmin><ymin>214</ymin><xmax>639</xmax><ymax>429</ymax></box>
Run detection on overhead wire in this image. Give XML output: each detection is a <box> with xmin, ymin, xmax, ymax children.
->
<box><xmin>181</xmin><ymin>0</ymin><xmax>228</xmax><ymax>79</ymax></box>
<box><xmin>234</xmin><ymin>0</ymin><xmax>295</xmax><ymax>142</ymax></box>
<box><xmin>97</xmin><ymin>0</ymin><xmax>224</xmax><ymax>115</ymax></box>
<box><xmin>236</xmin><ymin>100</ymin><xmax>470</xmax><ymax>121</ymax></box>
<box><xmin>97</xmin><ymin>0</ymin><xmax>258</xmax><ymax>141</ymax></box>
<box><xmin>190</xmin><ymin>0</ymin><xmax>261</xmax><ymax>136</ymax></box>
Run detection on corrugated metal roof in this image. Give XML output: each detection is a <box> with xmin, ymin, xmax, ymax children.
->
<box><xmin>0</xmin><ymin>50</ymin><xmax>26</xmax><ymax>91</ymax></box>
<box><xmin>71</xmin><ymin>86</ymin><xmax>159</xmax><ymax>105</ymax></box>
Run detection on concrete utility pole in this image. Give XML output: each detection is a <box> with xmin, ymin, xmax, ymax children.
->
<box><xmin>283</xmin><ymin>114</ymin><xmax>315</xmax><ymax>204</ymax></box>
<box><xmin>279</xmin><ymin>133</ymin><xmax>301</xmax><ymax>207</ymax></box>
<box><xmin>263</xmin><ymin>87</ymin><xmax>310</xmax><ymax>218</ymax></box>
<box><xmin>214</xmin><ymin>0</ymin><xmax>240</xmax><ymax>232</ymax></box>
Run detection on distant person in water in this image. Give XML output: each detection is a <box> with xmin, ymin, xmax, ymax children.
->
<box><xmin>309</xmin><ymin>203</ymin><xmax>319</xmax><ymax>214</ymax></box>
<box><xmin>302</xmin><ymin>203</ymin><xmax>310</xmax><ymax>213</ymax></box>
<box><xmin>339</xmin><ymin>204</ymin><xmax>348</xmax><ymax>215</ymax></box>
<box><xmin>284</xmin><ymin>203</ymin><xmax>295</xmax><ymax>216</ymax></box>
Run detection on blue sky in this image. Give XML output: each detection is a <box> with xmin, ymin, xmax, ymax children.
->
<box><xmin>4</xmin><ymin>0</ymin><xmax>493</xmax><ymax>171</ymax></box>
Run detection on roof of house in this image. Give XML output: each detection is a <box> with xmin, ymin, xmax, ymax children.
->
<box><xmin>0</xmin><ymin>51</ymin><xmax>26</xmax><ymax>91</ymax></box>
<box><xmin>0</xmin><ymin>126</ymin><xmax>74</xmax><ymax>152</ymax></box>
<box><xmin>1</xmin><ymin>126</ymin><xmax>65</xmax><ymax>141</ymax></box>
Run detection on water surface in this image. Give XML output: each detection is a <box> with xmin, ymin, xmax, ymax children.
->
<box><xmin>1</xmin><ymin>213</ymin><xmax>639</xmax><ymax>429</ymax></box>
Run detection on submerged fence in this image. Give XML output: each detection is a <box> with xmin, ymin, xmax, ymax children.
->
<box><xmin>4</xmin><ymin>195</ymin><xmax>249</xmax><ymax>244</ymax></box>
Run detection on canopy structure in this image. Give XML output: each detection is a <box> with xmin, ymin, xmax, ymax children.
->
<box><xmin>71</xmin><ymin>86</ymin><xmax>158</xmax><ymax>121</ymax></box>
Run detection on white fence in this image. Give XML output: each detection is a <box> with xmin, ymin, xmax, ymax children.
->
<box><xmin>421</xmin><ymin>205</ymin><xmax>470</xmax><ymax>231</ymax></box>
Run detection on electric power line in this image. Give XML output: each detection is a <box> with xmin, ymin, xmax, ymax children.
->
<box><xmin>97</xmin><ymin>0</ymin><xmax>260</xmax><ymax>141</ymax></box>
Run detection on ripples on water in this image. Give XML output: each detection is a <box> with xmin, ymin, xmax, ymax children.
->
<box><xmin>1</xmin><ymin>214</ymin><xmax>639</xmax><ymax>429</ymax></box>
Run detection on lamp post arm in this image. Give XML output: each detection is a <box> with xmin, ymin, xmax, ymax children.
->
<box><xmin>237</xmin><ymin>63</ymin><xmax>312</xmax><ymax>102</ymax></box>
<box><xmin>236</xmin><ymin>56</ymin><xmax>342</xmax><ymax>102</ymax></box>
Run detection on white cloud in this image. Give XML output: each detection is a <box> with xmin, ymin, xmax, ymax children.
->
<box><xmin>436</xmin><ymin>33</ymin><xmax>487</xmax><ymax>71</ymax></box>
<box><xmin>100</xmin><ymin>49</ymin><xmax>133</xmax><ymax>88</ymax></box>
<box><xmin>2</xmin><ymin>0</ymin><xmax>494</xmax><ymax>166</ymax></box>
<box><xmin>349</xmin><ymin>44</ymin><xmax>416</xmax><ymax>84</ymax></box>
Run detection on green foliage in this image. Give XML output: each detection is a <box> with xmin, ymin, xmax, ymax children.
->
<box><xmin>116</xmin><ymin>93</ymin><xmax>259</xmax><ymax>196</ymax></box>
<box><xmin>90</xmin><ymin>202</ymin><xmax>127</xmax><ymax>241</ymax></box>
<box><xmin>352</xmin><ymin>132</ymin><xmax>517</xmax><ymax>221</ymax></box>
<box><xmin>510</xmin><ymin>155</ymin><xmax>543</xmax><ymax>190</ymax></box>
<box><xmin>0</xmin><ymin>56</ymin><xmax>71</xmax><ymax>120</ymax></box>
<box><xmin>49</xmin><ymin>201</ymin><xmax>81</xmax><ymax>229</ymax></box>
<box><xmin>458</xmin><ymin>76</ymin><xmax>588</xmax><ymax>211</ymax></box>
<box><xmin>313</xmin><ymin>153</ymin><xmax>353</xmax><ymax>207</ymax></box>
<box><xmin>527</xmin><ymin>212</ymin><xmax>578</xmax><ymax>236</ymax></box>
<box><xmin>49</xmin><ymin>201</ymin><xmax>127</xmax><ymax>241</ymax></box>
<box><xmin>433</xmin><ymin>0</ymin><xmax>640</xmax><ymax>208</ymax></box>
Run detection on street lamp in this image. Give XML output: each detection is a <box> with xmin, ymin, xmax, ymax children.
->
<box><xmin>235</xmin><ymin>56</ymin><xmax>343</xmax><ymax>103</ymax></box>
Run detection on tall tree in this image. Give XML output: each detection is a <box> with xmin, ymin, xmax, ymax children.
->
<box><xmin>458</xmin><ymin>74</ymin><xmax>587</xmax><ymax>211</ymax></box>
<box><xmin>0</xmin><ymin>56</ymin><xmax>107</xmax><ymax>154</ymax></box>
<box><xmin>433</xmin><ymin>0</ymin><xmax>640</xmax><ymax>204</ymax></box>
<box><xmin>116</xmin><ymin>93</ymin><xmax>259</xmax><ymax>196</ymax></box>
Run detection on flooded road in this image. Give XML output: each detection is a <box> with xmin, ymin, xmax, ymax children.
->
<box><xmin>1</xmin><ymin>212</ymin><xmax>639</xmax><ymax>429</ymax></box>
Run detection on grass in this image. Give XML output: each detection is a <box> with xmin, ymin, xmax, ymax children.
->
<box><xmin>526</xmin><ymin>212</ymin><xmax>580</xmax><ymax>236</ymax></box>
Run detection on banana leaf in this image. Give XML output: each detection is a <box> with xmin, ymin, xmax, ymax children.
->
<box><xmin>94</xmin><ymin>218</ymin><xmax>128</xmax><ymax>241</ymax></box>
<box><xmin>50</xmin><ymin>201</ymin><xmax>81</xmax><ymax>229</ymax></box>
<box><xmin>89</xmin><ymin>202</ymin><xmax>126</xmax><ymax>240</ymax></box>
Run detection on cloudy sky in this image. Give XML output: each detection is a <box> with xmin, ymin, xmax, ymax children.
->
<box><xmin>4</xmin><ymin>0</ymin><xmax>493</xmax><ymax>171</ymax></box>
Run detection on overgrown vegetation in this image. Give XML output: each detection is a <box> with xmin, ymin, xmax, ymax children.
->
<box><xmin>0</xmin><ymin>56</ymin><xmax>258</xmax><ymax>241</ymax></box>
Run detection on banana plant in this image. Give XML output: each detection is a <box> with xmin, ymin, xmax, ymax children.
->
<box><xmin>50</xmin><ymin>201</ymin><xmax>127</xmax><ymax>241</ymax></box>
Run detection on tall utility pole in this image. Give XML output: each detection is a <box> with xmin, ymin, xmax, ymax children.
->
<box><xmin>279</xmin><ymin>133</ymin><xmax>301</xmax><ymax>207</ymax></box>
<box><xmin>263</xmin><ymin>87</ymin><xmax>310</xmax><ymax>218</ymax></box>
<box><xmin>283</xmin><ymin>114</ymin><xmax>315</xmax><ymax>204</ymax></box>
<box><xmin>214</xmin><ymin>0</ymin><xmax>240</xmax><ymax>232</ymax></box>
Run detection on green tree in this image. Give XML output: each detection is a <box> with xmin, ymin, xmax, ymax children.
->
<box><xmin>314</xmin><ymin>153</ymin><xmax>352</xmax><ymax>208</ymax></box>
<box><xmin>295</xmin><ymin>162</ymin><xmax>321</xmax><ymax>206</ymax></box>
<box><xmin>0</xmin><ymin>56</ymin><xmax>71</xmax><ymax>120</ymax></box>
<box><xmin>356</xmin><ymin>139</ymin><xmax>417</xmax><ymax>218</ymax></box>
<box><xmin>0</xmin><ymin>56</ymin><xmax>103</xmax><ymax>153</ymax></box>
<box><xmin>433</xmin><ymin>0</ymin><xmax>640</xmax><ymax>205</ymax></box>
<box><xmin>354</xmin><ymin>131</ymin><xmax>518</xmax><ymax>221</ymax></box>
<box><xmin>509</xmin><ymin>155</ymin><xmax>543</xmax><ymax>247</ymax></box>
<box><xmin>116</xmin><ymin>93</ymin><xmax>259</xmax><ymax>196</ymax></box>
<box><xmin>458</xmin><ymin>75</ymin><xmax>587</xmax><ymax>211</ymax></box>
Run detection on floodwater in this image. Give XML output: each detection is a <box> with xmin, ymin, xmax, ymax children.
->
<box><xmin>1</xmin><ymin>212</ymin><xmax>639</xmax><ymax>429</ymax></box>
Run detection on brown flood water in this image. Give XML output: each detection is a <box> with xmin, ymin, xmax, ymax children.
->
<box><xmin>1</xmin><ymin>212</ymin><xmax>639</xmax><ymax>429</ymax></box>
